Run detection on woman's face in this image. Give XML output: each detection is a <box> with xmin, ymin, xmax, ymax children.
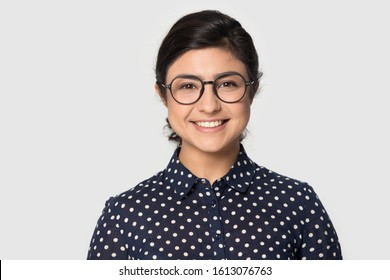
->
<box><xmin>159</xmin><ymin>47</ymin><xmax>252</xmax><ymax>155</ymax></box>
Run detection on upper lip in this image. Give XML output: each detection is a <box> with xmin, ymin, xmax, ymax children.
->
<box><xmin>191</xmin><ymin>119</ymin><xmax>228</xmax><ymax>122</ymax></box>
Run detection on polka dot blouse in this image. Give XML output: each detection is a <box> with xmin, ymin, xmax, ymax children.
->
<box><xmin>87</xmin><ymin>145</ymin><xmax>342</xmax><ymax>260</ymax></box>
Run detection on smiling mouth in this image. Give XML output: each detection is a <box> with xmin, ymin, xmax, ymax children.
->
<box><xmin>194</xmin><ymin>120</ymin><xmax>228</xmax><ymax>128</ymax></box>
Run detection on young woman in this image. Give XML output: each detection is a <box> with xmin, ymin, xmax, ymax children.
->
<box><xmin>87</xmin><ymin>10</ymin><xmax>342</xmax><ymax>260</ymax></box>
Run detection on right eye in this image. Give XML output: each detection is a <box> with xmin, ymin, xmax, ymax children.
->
<box><xmin>173</xmin><ymin>79</ymin><xmax>201</xmax><ymax>92</ymax></box>
<box><xmin>179</xmin><ymin>83</ymin><xmax>198</xmax><ymax>90</ymax></box>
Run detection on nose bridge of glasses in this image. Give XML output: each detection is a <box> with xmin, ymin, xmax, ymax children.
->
<box><xmin>197</xmin><ymin>80</ymin><xmax>221</xmax><ymax>110</ymax></box>
<box><xmin>202</xmin><ymin>80</ymin><xmax>216</xmax><ymax>95</ymax></box>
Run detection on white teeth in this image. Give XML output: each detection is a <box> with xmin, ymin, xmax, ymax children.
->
<box><xmin>195</xmin><ymin>120</ymin><xmax>224</xmax><ymax>128</ymax></box>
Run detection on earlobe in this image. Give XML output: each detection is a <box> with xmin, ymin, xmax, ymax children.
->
<box><xmin>155</xmin><ymin>83</ymin><xmax>167</xmax><ymax>107</ymax></box>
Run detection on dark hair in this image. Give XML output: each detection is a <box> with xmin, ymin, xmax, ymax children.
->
<box><xmin>155</xmin><ymin>10</ymin><xmax>262</xmax><ymax>144</ymax></box>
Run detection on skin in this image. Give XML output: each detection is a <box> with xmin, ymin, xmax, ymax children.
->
<box><xmin>155</xmin><ymin>47</ymin><xmax>253</xmax><ymax>184</ymax></box>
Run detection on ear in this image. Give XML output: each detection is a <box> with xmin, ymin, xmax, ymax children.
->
<box><xmin>155</xmin><ymin>83</ymin><xmax>167</xmax><ymax>107</ymax></box>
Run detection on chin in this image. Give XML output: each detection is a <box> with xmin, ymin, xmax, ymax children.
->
<box><xmin>190</xmin><ymin>138</ymin><xmax>238</xmax><ymax>154</ymax></box>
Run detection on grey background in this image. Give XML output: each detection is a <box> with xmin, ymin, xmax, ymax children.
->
<box><xmin>1</xmin><ymin>0</ymin><xmax>389</xmax><ymax>259</ymax></box>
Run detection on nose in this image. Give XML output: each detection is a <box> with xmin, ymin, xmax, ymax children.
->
<box><xmin>196</xmin><ymin>83</ymin><xmax>221</xmax><ymax>113</ymax></box>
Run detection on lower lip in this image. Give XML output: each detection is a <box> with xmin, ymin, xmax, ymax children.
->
<box><xmin>191</xmin><ymin>120</ymin><xmax>229</xmax><ymax>133</ymax></box>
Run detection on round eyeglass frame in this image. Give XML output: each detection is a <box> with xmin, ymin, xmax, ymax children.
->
<box><xmin>158</xmin><ymin>71</ymin><xmax>255</xmax><ymax>105</ymax></box>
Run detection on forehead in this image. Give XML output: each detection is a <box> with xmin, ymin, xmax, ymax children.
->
<box><xmin>166</xmin><ymin>47</ymin><xmax>248</xmax><ymax>81</ymax></box>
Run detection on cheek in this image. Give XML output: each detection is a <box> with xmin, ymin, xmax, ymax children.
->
<box><xmin>167</xmin><ymin>101</ymin><xmax>190</xmax><ymax>128</ymax></box>
<box><xmin>234</xmin><ymin>102</ymin><xmax>251</xmax><ymax>126</ymax></box>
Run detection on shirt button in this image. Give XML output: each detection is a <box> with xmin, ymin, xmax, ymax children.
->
<box><xmin>211</xmin><ymin>200</ymin><xmax>217</xmax><ymax>208</ymax></box>
<box><xmin>215</xmin><ymin>234</ymin><xmax>221</xmax><ymax>240</ymax></box>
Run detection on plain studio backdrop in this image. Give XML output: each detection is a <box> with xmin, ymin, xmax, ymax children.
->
<box><xmin>0</xmin><ymin>0</ymin><xmax>389</xmax><ymax>260</ymax></box>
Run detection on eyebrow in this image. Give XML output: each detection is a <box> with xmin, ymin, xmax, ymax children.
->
<box><xmin>170</xmin><ymin>71</ymin><xmax>243</xmax><ymax>81</ymax></box>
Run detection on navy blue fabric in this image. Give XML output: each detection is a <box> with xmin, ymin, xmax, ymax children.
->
<box><xmin>87</xmin><ymin>145</ymin><xmax>342</xmax><ymax>260</ymax></box>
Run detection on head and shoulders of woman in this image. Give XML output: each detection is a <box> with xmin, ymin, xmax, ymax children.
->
<box><xmin>109</xmin><ymin>10</ymin><xmax>310</xmax><ymax>205</ymax></box>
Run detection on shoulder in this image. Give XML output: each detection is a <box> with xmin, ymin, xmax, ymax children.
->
<box><xmin>255</xmin><ymin>164</ymin><xmax>309</xmax><ymax>188</ymax></box>
<box><xmin>102</xmin><ymin>170</ymin><xmax>167</xmax><ymax>213</ymax></box>
<box><xmin>239</xmin><ymin>146</ymin><xmax>313</xmax><ymax>195</ymax></box>
<box><xmin>252</xmin><ymin>164</ymin><xmax>330</xmax><ymax>222</ymax></box>
<box><xmin>253</xmin><ymin>163</ymin><xmax>318</xmax><ymax>201</ymax></box>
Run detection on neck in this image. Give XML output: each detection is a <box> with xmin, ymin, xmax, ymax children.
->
<box><xmin>178</xmin><ymin>142</ymin><xmax>240</xmax><ymax>185</ymax></box>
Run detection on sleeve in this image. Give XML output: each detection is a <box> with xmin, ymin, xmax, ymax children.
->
<box><xmin>87</xmin><ymin>197</ymin><xmax>129</xmax><ymax>260</ymax></box>
<box><xmin>298</xmin><ymin>184</ymin><xmax>342</xmax><ymax>260</ymax></box>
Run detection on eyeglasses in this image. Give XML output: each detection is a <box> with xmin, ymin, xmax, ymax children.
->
<box><xmin>158</xmin><ymin>71</ymin><xmax>254</xmax><ymax>105</ymax></box>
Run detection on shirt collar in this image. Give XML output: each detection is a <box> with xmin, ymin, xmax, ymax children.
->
<box><xmin>163</xmin><ymin>148</ymin><xmax>198</xmax><ymax>199</ymax></box>
<box><xmin>164</xmin><ymin>144</ymin><xmax>257</xmax><ymax>199</ymax></box>
<box><xmin>222</xmin><ymin>145</ymin><xmax>257</xmax><ymax>193</ymax></box>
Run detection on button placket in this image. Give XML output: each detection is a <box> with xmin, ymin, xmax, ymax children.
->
<box><xmin>199</xmin><ymin>179</ymin><xmax>226</xmax><ymax>259</ymax></box>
